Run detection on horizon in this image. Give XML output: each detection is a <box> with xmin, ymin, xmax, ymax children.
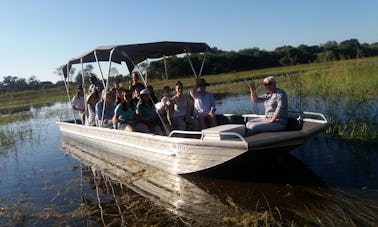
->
<box><xmin>1</xmin><ymin>0</ymin><xmax>377</xmax><ymax>83</ymax></box>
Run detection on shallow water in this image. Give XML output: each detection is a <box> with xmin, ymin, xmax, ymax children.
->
<box><xmin>0</xmin><ymin>99</ymin><xmax>377</xmax><ymax>226</ymax></box>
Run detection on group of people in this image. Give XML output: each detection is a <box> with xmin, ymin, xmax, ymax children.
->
<box><xmin>71</xmin><ymin>72</ymin><xmax>219</xmax><ymax>135</ymax></box>
<box><xmin>72</xmin><ymin>72</ymin><xmax>289</xmax><ymax>136</ymax></box>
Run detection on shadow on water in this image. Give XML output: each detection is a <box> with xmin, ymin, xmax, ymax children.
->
<box><xmin>188</xmin><ymin>148</ymin><xmax>326</xmax><ymax>187</ymax></box>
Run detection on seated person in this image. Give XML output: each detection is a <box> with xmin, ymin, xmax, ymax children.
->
<box><xmin>95</xmin><ymin>91</ymin><xmax>115</xmax><ymax>128</ymax></box>
<box><xmin>170</xmin><ymin>81</ymin><xmax>198</xmax><ymax>131</ymax></box>
<box><xmin>113</xmin><ymin>89</ymin><xmax>136</xmax><ymax>131</ymax></box>
<box><xmin>147</xmin><ymin>85</ymin><xmax>159</xmax><ymax>103</ymax></box>
<box><xmin>129</xmin><ymin>71</ymin><xmax>145</xmax><ymax>98</ymax></box>
<box><xmin>190</xmin><ymin>78</ymin><xmax>217</xmax><ymax>130</ymax></box>
<box><xmin>156</xmin><ymin>85</ymin><xmax>173</xmax><ymax>128</ymax></box>
<box><xmin>135</xmin><ymin>89</ymin><xmax>163</xmax><ymax>135</ymax></box>
<box><xmin>246</xmin><ymin>76</ymin><xmax>288</xmax><ymax>135</ymax></box>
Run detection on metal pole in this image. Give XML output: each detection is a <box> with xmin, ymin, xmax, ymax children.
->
<box><xmin>198</xmin><ymin>52</ymin><xmax>207</xmax><ymax>78</ymax></box>
<box><xmin>100</xmin><ymin>48</ymin><xmax>115</xmax><ymax>127</ymax></box>
<box><xmin>185</xmin><ymin>50</ymin><xmax>198</xmax><ymax>78</ymax></box>
<box><xmin>94</xmin><ymin>50</ymin><xmax>106</xmax><ymax>88</ymax></box>
<box><xmin>62</xmin><ymin>64</ymin><xmax>77</xmax><ymax>123</ymax></box>
<box><xmin>81</xmin><ymin>58</ymin><xmax>88</xmax><ymax>124</ymax></box>
<box><xmin>163</xmin><ymin>55</ymin><xmax>168</xmax><ymax>80</ymax></box>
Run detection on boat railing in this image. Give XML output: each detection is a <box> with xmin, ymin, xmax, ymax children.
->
<box><xmin>302</xmin><ymin>111</ymin><xmax>328</xmax><ymax>124</ymax></box>
<box><xmin>169</xmin><ymin>130</ymin><xmax>203</xmax><ymax>138</ymax></box>
<box><xmin>168</xmin><ymin>129</ymin><xmax>248</xmax><ymax>143</ymax></box>
<box><xmin>242</xmin><ymin>111</ymin><xmax>328</xmax><ymax>124</ymax></box>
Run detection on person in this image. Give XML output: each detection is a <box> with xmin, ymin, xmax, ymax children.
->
<box><xmin>129</xmin><ymin>72</ymin><xmax>145</xmax><ymax>98</ymax></box>
<box><xmin>170</xmin><ymin>81</ymin><xmax>197</xmax><ymax>131</ymax></box>
<box><xmin>135</xmin><ymin>88</ymin><xmax>163</xmax><ymax>135</ymax></box>
<box><xmin>113</xmin><ymin>78</ymin><xmax>123</xmax><ymax>90</ymax></box>
<box><xmin>71</xmin><ymin>85</ymin><xmax>86</xmax><ymax>124</ymax></box>
<box><xmin>190</xmin><ymin>78</ymin><xmax>217</xmax><ymax>130</ymax></box>
<box><xmin>86</xmin><ymin>92</ymin><xmax>97</xmax><ymax>126</ymax></box>
<box><xmin>147</xmin><ymin>85</ymin><xmax>159</xmax><ymax>103</ymax></box>
<box><xmin>113</xmin><ymin>89</ymin><xmax>136</xmax><ymax>131</ymax></box>
<box><xmin>95</xmin><ymin>90</ymin><xmax>115</xmax><ymax>128</ymax></box>
<box><xmin>246</xmin><ymin>76</ymin><xmax>288</xmax><ymax>135</ymax></box>
<box><xmin>156</xmin><ymin>85</ymin><xmax>173</xmax><ymax>129</ymax></box>
<box><xmin>88</xmin><ymin>75</ymin><xmax>98</xmax><ymax>94</ymax></box>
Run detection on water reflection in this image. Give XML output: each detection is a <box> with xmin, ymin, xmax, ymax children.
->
<box><xmin>62</xmin><ymin>140</ymin><xmax>233</xmax><ymax>226</ymax></box>
<box><xmin>61</xmin><ymin>139</ymin><xmax>378</xmax><ymax>226</ymax></box>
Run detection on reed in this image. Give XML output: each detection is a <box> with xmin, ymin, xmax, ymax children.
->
<box><xmin>0</xmin><ymin>112</ymin><xmax>34</xmax><ymax>125</ymax></box>
<box><xmin>0</xmin><ymin>126</ymin><xmax>35</xmax><ymax>149</ymax></box>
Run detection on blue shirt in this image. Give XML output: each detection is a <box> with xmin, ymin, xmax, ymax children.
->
<box><xmin>115</xmin><ymin>103</ymin><xmax>135</xmax><ymax>122</ymax></box>
<box><xmin>136</xmin><ymin>102</ymin><xmax>156</xmax><ymax>121</ymax></box>
<box><xmin>95</xmin><ymin>101</ymin><xmax>115</xmax><ymax>121</ymax></box>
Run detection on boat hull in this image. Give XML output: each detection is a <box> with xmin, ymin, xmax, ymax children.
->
<box><xmin>58</xmin><ymin>122</ymin><xmax>248</xmax><ymax>174</ymax></box>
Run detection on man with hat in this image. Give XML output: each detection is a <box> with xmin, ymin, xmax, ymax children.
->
<box><xmin>190</xmin><ymin>78</ymin><xmax>217</xmax><ymax>130</ymax></box>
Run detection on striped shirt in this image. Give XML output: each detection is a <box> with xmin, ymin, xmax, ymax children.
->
<box><xmin>257</xmin><ymin>88</ymin><xmax>288</xmax><ymax>124</ymax></box>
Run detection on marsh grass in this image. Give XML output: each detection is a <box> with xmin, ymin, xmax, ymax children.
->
<box><xmin>0</xmin><ymin>87</ymin><xmax>67</xmax><ymax>111</ymax></box>
<box><xmin>0</xmin><ymin>126</ymin><xmax>35</xmax><ymax>149</ymax></box>
<box><xmin>0</xmin><ymin>112</ymin><xmax>34</xmax><ymax>125</ymax></box>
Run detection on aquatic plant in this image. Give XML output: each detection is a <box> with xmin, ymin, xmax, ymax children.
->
<box><xmin>0</xmin><ymin>126</ymin><xmax>35</xmax><ymax>148</ymax></box>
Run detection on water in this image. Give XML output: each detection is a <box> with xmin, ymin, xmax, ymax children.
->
<box><xmin>0</xmin><ymin>98</ymin><xmax>377</xmax><ymax>226</ymax></box>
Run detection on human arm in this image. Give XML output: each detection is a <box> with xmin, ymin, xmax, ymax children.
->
<box><xmin>190</xmin><ymin>78</ymin><xmax>200</xmax><ymax>98</ymax></box>
<box><xmin>249</xmin><ymin>80</ymin><xmax>258</xmax><ymax>103</ymax></box>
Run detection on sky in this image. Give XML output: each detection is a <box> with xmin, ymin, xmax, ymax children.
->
<box><xmin>0</xmin><ymin>0</ymin><xmax>377</xmax><ymax>83</ymax></box>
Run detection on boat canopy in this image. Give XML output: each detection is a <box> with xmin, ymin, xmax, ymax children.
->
<box><xmin>61</xmin><ymin>41</ymin><xmax>210</xmax><ymax>78</ymax></box>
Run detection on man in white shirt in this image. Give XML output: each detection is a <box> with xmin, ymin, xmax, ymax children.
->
<box><xmin>190</xmin><ymin>78</ymin><xmax>217</xmax><ymax>130</ymax></box>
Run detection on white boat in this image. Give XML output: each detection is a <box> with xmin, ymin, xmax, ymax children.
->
<box><xmin>59</xmin><ymin>41</ymin><xmax>329</xmax><ymax>174</ymax></box>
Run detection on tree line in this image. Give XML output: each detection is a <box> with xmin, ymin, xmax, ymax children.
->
<box><xmin>147</xmin><ymin>39</ymin><xmax>378</xmax><ymax>79</ymax></box>
<box><xmin>1</xmin><ymin>38</ymin><xmax>377</xmax><ymax>92</ymax></box>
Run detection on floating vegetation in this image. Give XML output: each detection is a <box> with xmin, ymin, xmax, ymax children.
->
<box><xmin>0</xmin><ymin>126</ymin><xmax>35</xmax><ymax>149</ymax></box>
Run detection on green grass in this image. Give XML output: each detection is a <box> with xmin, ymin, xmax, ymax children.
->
<box><xmin>1</xmin><ymin>56</ymin><xmax>377</xmax><ymax>141</ymax></box>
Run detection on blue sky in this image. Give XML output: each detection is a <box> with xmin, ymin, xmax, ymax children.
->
<box><xmin>1</xmin><ymin>0</ymin><xmax>377</xmax><ymax>83</ymax></box>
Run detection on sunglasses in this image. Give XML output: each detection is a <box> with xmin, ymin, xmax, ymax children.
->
<box><xmin>264</xmin><ymin>82</ymin><xmax>271</xmax><ymax>86</ymax></box>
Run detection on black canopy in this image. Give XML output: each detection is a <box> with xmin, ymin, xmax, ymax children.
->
<box><xmin>61</xmin><ymin>41</ymin><xmax>210</xmax><ymax>78</ymax></box>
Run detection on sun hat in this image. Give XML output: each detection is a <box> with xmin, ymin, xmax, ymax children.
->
<box><xmin>198</xmin><ymin>78</ymin><xmax>210</xmax><ymax>86</ymax></box>
<box><xmin>140</xmin><ymin>88</ymin><xmax>149</xmax><ymax>95</ymax></box>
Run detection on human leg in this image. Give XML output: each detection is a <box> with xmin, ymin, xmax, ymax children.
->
<box><xmin>246</xmin><ymin>119</ymin><xmax>286</xmax><ymax>135</ymax></box>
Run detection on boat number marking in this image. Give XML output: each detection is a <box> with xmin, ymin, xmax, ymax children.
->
<box><xmin>171</xmin><ymin>143</ymin><xmax>187</xmax><ymax>152</ymax></box>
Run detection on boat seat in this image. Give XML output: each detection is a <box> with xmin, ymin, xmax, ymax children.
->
<box><xmin>201</xmin><ymin>124</ymin><xmax>245</xmax><ymax>140</ymax></box>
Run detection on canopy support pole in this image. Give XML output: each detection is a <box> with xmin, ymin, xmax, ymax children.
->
<box><xmin>94</xmin><ymin>50</ymin><xmax>106</xmax><ymax>88</ymax></box>
<box><xmin>99</xmin><ymin>48</ymin><xmax>115</xmax><ymax>127</ymax></box>
<box><xmin>62</xmin><ymin>64</ymin><xmax>77</xmax><ymax>124</ymax></box>
<box><xmin>185</xmin><ymin>50</ymin><xmax>198</xmax><ymax>78</ymax></box>
<box><xmin>198</xmin><ymin>52</ymin><xmax>207</xmax><ymax>78</ymax></box>
<box><xmin>163</xmin><ymin>55</ymin><xmax>169</xmax><ymax>81</ymax></box>
<box><xmin>80</xmin><ymin>59</ymin><xmax>88</xmax><ymax>124</ymax></box>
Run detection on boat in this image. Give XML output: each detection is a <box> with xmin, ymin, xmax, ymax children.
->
<box><xmin>58</xmin><ymin>41</ymin><xmax>329</xmax><ymax>174</ymax></box>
